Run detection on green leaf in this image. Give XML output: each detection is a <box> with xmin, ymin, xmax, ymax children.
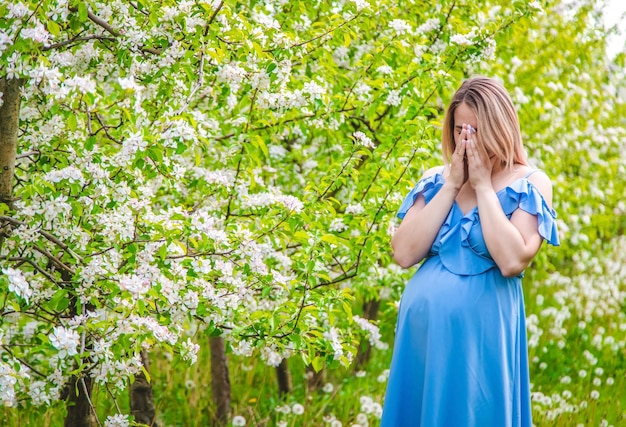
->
<box><xmin>47</xmin><ymin>20</ymin><xmax>61</xmax><ymax>37</ymax></box>
<box><xmin>312</xmin><ymin>356</ymin><xmax>324</xmax><ymax>372</ymax></box>
<box><xmin>78</xmin><ymin>3</ymin><xmax>88</xmax><ymax>22</ymax></box>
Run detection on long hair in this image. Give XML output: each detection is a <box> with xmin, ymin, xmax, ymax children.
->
<box><xmin>442</xmin><ymin>77</ymin><xmax>528</xmax><ymax>169</ymax></box>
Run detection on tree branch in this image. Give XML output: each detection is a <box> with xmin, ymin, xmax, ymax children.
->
<box><xmin>0</xmin><ymin>216</ymin><xmax>84</xmax><ymax>262</ymax></box>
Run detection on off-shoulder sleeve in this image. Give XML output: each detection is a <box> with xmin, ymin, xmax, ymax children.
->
<box><xmin>502</xmin><ymin>180</ymin><xmax>560</xmax><ymax>246</ymax></box>
<box><xmin>397</xmin><ymin>173</ymin><xmax>445</xmax><ymax>219</ymax></box>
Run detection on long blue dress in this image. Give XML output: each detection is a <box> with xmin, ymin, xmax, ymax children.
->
<box><xmin>380</xmin><ymin>170</ymin><xmax>559</xmax><ymax>427</ymax></box>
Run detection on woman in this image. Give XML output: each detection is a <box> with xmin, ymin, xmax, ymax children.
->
<box><xmin>380</xmin><ymin>77</ymin><xmax>559</xmax><ymax>427</ymax></box>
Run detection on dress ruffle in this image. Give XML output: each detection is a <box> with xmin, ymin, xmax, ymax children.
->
<box><xmin>502</xmin><ymin>179</ymin><xmax>560</xmax><ymax>246</ymax></box>
<box><xmin>396</xmin><ymin>172</ymin><xmax>560</xmax><ymax>276</ymax></box>
<box><xmin>397</xmin><ymin>173</ymin><xmax>444</xmax><ymax>219</ymax></box>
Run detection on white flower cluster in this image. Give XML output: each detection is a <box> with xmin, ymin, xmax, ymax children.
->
<box><xmin>44</xmin><ymin>166</ymin><xmax>85</xmax><ymax>184</ymax></box>
<box><xmin>241</xmin><ymin>190</ymin><xmax>304</xmax><ymax>212</ymax></box>
<box><xmin>385</xmin><ymin>89</ymin><xmax>402</xmax><ymax>107</ymax></box>
<box><xmin>323</xmin><ymin>327</ymin><xmax>344</xmax><ymax>359</ymax></box>
<box><xmin>416</xmin><ymin>18</ymin><xmax>440</xmax><ymax>34</ymax></box>
<box><xmin>21</xmin><ymin>23</ymin><xmax>51</xmax><ymax>44</ymax></box>
<box><xmin>104</xmin><ymin>414</ymin><xmax>130</xmax><ymax>427</ymax></box>
<box><xmin>352</xmin><ymin>131</ymin><xmax>375</xmax><ymax>149</ymax></box>
<box><xmin>119</xmin><ymin>274</ymin><xmax>151</xmax><ymax>297</ymax></box>
<box><xmin>353</xmin><ymin>315</ymin><xmax>388</xmax><ymax>350</ymax></box>
<box><xmin>49</xmin><ymin>325</ymin><xmax>80</xmax><ymax>358</ymax></box>
<box><xmin>351</xmin><ymin>0</ymin><xmax>370</xmax><ymax>12</ymax></box>
<box><xmin>216</xmin><ymin>63</ymin><xmax>247</xmax><ymax>92</ymax></box>
<box><xmin>450</xmin><ymin>31</ymin><xmax>476</xmax><ymax>46</ymax></box>
<box><xmin>0</xmin><ymin>361</ymin><xmax>18</xmax><ymax>406</ymax></box>
<box><xmin>60</xmin><ymin>76</ymin><xmax>97</xmax><ymax>96</ymax></box>
<box><xmin>0</xmin><ymin>31</ymin><xmax>12</xmax><ymax>53</ymax></box>
<box><xmin>3</xmin><ymin>267</ymin><xmax>33</xmax><ymax>303</ymax></box>
<box><xmin>181</xmin><ymin>338</ymin><xmax>201</xmax><ymax>365</ymax></box>
<box><xmin>91</xmin><ymin>349</ymin><xmax>144</xmax><ymax>389</ymax></box>
<box><xmin>192</xmin><ymin>168</ymin><xmax>235</xmax><ymax>187</ymax></box>
<box><xmin>118</xmin><ymin>76</ymin><xmax>142</xmax><ymax>92</ymax></box>
<box><xmin>388</xmin><ymin>19</ymin><xmax>412</xmax><ymax>35</ymax></box>
<box><xmin>344</xmin><ymin>203</ymin><xmax>364</xmax><ymax>215</ymax></box>
<box><xmin>329</xmin><ymin>218</ymin><xmax>348</xmax><ymax>233</ymax></box>
<box><xmin>261</xmin><ymin>344</ymin><xmax>284</xmax><ymax>367</ymax></box>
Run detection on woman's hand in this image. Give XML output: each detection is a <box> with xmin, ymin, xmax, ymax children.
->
<box><xmin>464</xmin><ymin>124</ymin><xmax>492</xmax><ymax>190</ymax></box>
<box><xmin>447</xmin><ymin>128</ymin><xmax>468</xmax><ymax>190</ymax></box>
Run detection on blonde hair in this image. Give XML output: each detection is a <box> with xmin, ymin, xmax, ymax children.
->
<box><xmin>442</xmin><ymin>77</ymin><xmax>528</xmax><ymax>170</ymax></box>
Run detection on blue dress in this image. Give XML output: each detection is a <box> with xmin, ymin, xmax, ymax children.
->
<box><xmin>380</xmin><ymin>170</ymin><xmax>559</xmax><ymax>427</ymax></box>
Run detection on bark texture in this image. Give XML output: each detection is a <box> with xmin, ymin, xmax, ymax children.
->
<box><xmin>0</xmin><ymin>77</ymin><xmax>23</xmax><ymax>207</ymax></box>
<box><xmin>306</xmin><ymin>364</ymin><xmax>326</xmax><ymax>392</ymax></box>
<box><xmin>64</xmin><ymin>376</ymin><xmax>97</xmax><ymax>427</ymax></box>
<box><xmin>209</xmin><ymin>336</ymin><xmax>231</xmax><ymax>426</ymax></box>
<box><xmin>130</xmin><ymin>349</ymin><xmax>157</xmax><ymax>426</ymax></box>
<box><xmin>275</xmin><ymin>358</ymin><xmax>292</xmax><ymax>396</ymax></box>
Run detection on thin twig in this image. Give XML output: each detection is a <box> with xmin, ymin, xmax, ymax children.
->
<box><xmin>80</xmin><ymin>377</ymin><xmax>103</xmax><ymax>427</ymax></box>
<box><xmin>0</xmin><ymin>216</ymin><xmax>84</xmax><ymax>262</ymax></box>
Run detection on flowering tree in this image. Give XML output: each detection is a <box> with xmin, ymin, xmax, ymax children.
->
<box><xmin>0</xmin><ymin>0</ymin><xmax>557</xmax><ymax>425</ymax></box>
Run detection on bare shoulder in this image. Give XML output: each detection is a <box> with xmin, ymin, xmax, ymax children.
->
<box><xmin>526</xmin><ymin>170</ymin><xmax>554</xmax><ymax>206</ymax></box>
<box><xmin>421</xmin><ymin>165</ymin><xmax>445</xmax><ymax>179</ymax></box>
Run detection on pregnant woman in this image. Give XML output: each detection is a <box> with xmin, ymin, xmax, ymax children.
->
<box><xmin>381</xmin><ymin>77</ymin><xmax>560</xmax><ymax>427</ymax></box>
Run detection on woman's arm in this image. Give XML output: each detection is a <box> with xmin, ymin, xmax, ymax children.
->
<box><xmin>474</xmin><ymin>171</ymin><xmax>553</xmax><ymax>277</ymax></box>
<box><xmin>465</xmin><ymin>134</ymin><xmax>554</xmax><ymax>277</ymax></box>
<box><xmin>391</xmin><ymin>172</ymin><xmax>460</xmax><ymax>268</ymax></box>
<box><xmin>392</xmin><ymin>137</ymin><xmax>468</xmax><ymax>268</ymax></box>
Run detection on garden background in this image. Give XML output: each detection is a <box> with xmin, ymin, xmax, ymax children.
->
<box><xmin>1</xmin><ymin>0</ymin><xmax>625</xmax><ymax>426</ymax></box>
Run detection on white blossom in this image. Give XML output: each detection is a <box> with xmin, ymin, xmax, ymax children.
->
<box><xmin>323</xmin><ymin>327</ymin><xmax>344</xmax><ymax>359</ymax></box>
<box><xmin>389</xmin><ymin>19</ymin><xmax>412</xmax><ymax>35</ymax></box>
<box><xmin>119</xmin><ymin>274</ymin><xmax>151</xmax><ymax>297</ymax></box>
<box><xmin>385</xmin><ymin>89</ymin><xmax>402</xmax><ymax>107</ymax></box>
<box><xmin>216</xmin><ymin>63</ymin><xmax>247</xmax><ymax>92</ymax></box>
<box><xmin>416</xmin><ymin>18</ymin><xmax>440</xmax><ymax>34</ymax></box>
<box><xmin>345</xmin><ymin>203</ymin><xmax>364</xmax><ymax>215</ymax></box>
<box><xmin>0</xmin><ymin>31</ymin><xmax>12</xmax><ymax>53</ymax></box>
<box><xmin>62</xmin><ymin>76</ymin><xmax>97</xmax><ymax>95</ymax></box>
<box><xmin>450</xmin><ymin>33</ymin><xmax>474</xmax><ymax>46</ymax></box>
<box><xmin>261</xmin><ymin>345</ymin><xmax>283</xmax><ymax>367</ymax></box>
<box><xmin>21</xmin><ymin>23</ymin><xmax>51</xmax><ymax>44</ymax></box>
<box><xmin>7</xmin><ymin>2</ymin><xmax>31</xmax><ymax>18</ymax></box>
<box><xmin>303</xmin><ymin>81</ymin><xmax>326</xmax><ymax>100</ymax></box>
<box><xmin>376</xmin><ymin>65</ymin><xmax>393</xmax><ymax>75</ymax></box>
<box><xmin>351</xmin><ymin>0</ymin><xmax>370</xmax><ymax>11</ymax></box>
<box><xmin>353</xmin><ymin>131</ymin><xmax>375</xmax><ymax>149</ymax></box>
<box><xmin>105</xmin><ymin>414</ymin><xmax>130</xmax><ymax>427</ymax></box>
<box><xmin>328</xmin><ymin>217</ymin><xmax>347</xmax><ymax>232</ymax></box>
<box><xmin>44</xmin><ymin>166</ymin><xmax>84</xmax><ymax>184</ymax></box>
<box><xmin>0</xmin><ymin>362</ymin><xmax>17</xmax><ymax>406</ymax></box>
<box><xmin>49</xmin><ymin>326</ymin><xmax>80</xmax><ymax>357</ymax></box>
<box><xmin>181</xmin><ymin>338</ymin><xmax>200</xmax><ymax>365</ymax></box>
<box><xmin>118</xmin><ymin>76</ymin><xmax>142</xmax><ymax>92</ymax></box>
<box><xmin>3</xmin><ymin>267</ymin><xmax>33</xmax><ymax>303</ymax></box>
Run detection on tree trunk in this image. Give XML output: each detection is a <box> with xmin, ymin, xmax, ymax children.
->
<box><xmin>130</xmin><ymin>349</ymin><xmax>157</xmax><ymax>426</ymax></box>
<box><xmin>305</xmin><ymin>364</ymin><xmax>326</xmax><ymax>392</ymax></box>
<box><xmin>354</xmin><ymin>298</ymin><xmax>381</xmax><ymax>369</ymax></box>
<box><xmin>64</xmin><ymin>376</ymin><xmax>98</xmax><ymax>427</ymax></box>
<box><xmin>275</xmin><ymin>358</ymin><xmax>292</xmax><ymax>396</ymax></box>
<box><xmin>0</xmin><ymin>77</ymin><xmax>23</xmax><ymax>208</ymax></box>
<box><xmin>209</xmin><ymin>336</ymin><xmax>231</xmax><ymax>426</ymax></box>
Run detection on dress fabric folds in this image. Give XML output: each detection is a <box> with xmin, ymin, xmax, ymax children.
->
<box><xmin>380</xmin><ymin>171</ymin><xmax>560</xmax><ymax>427</ymax></box>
